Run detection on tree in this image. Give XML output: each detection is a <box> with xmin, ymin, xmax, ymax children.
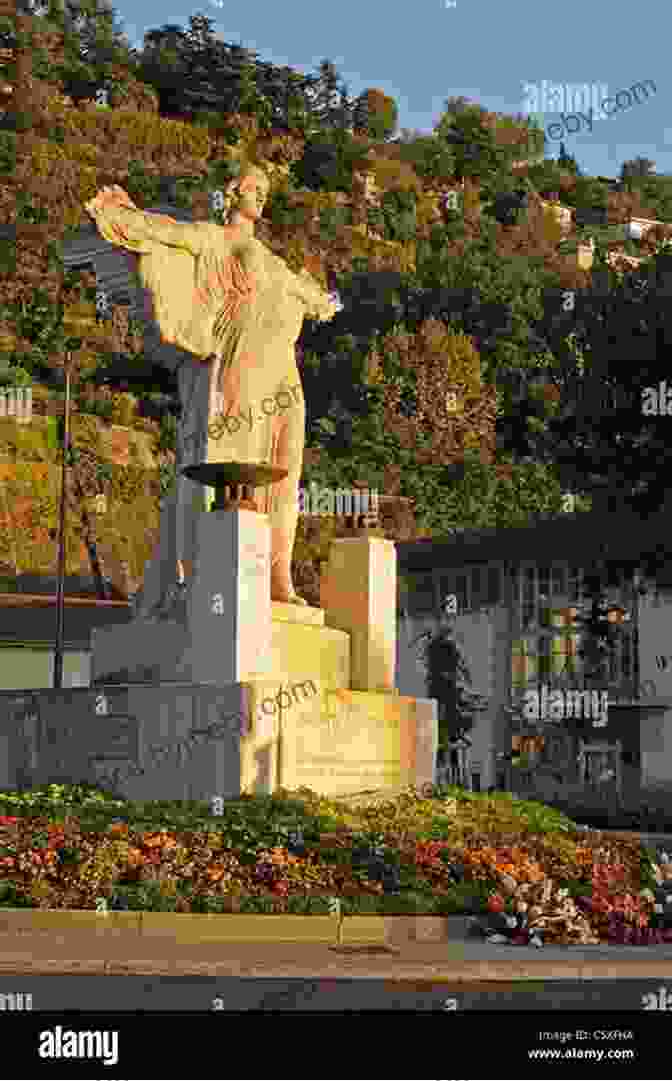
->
<box><xmin>134</xmin><ymin>24</ymin><xmax>189</xmax><ymax>115</ymax></box>
<box><xmin>32</xmin><ymin>0</ymin><xmax>140</xmax><ymax>103</ymax></box>
<box><xmin>396</xmin><ymin>133</ymin><xmax>455</xmax><ymax>183</ymax></box>
<box><xmin>268</xmin><ymin>65</ymin><xmax>313</xmax><ymax>131</ymax></box>
<box><xmin>434</xmin><ymin>104</ymin><xmax>505</xmax><ymax>182</ymax></box>
<box><xmin>135</xmin><ymin>18</ymin><xmax>318</xmax><ymax>130</ymax></box>
<box><xmin>352</xmin><ymin>87</ymin><xmax>398</xmax><ymax>141</ymax></box>
<box><xmin>333</xmin><ymin>84</ymin><xmax>353</xmax><ymax>131</ymax></box>
<box><xmin>179</xmin><ymin>15</ymin><xmax>243</xmax><ymax>119</ymax></box>
<box><xmin>526</xmin><ymin>250</ymin><xmax>672</xmax><ymax>515</ymax></box>
<box><xmin>562</xmin><ymin>176</ymin><xmax>610</xmax><ymax>227</ymax></box>
<box><xmin>620</xmin><ymin>157</ymin><xmax>656</xmax><ymax>184</ymax></box>
<box><xmin>558</xmin><ymin>142</ymin><xmax>581</xmax><ymax>175</ymax></box>
<box><xmin>363</xmin><ymin>319</ymin><xmax>497</xmax><ymax>468</ymax></box>
<box><xmin>11</xmin><ymin>5</ymin><xmax>36</xmax><ymax>131</ymax></box>
<box><xmin>487</xmin><ymin>185</ymin><xmax>529</xmax><ymax>227</ymax></box>
<box><xmin>442</xmin><ymin>95</ymin><xmax>475</xmax><ymax>116</ymax></box>
<box><xmin>306</xmin><ymin>58</ymin><xmax>347</xmax><ymax>129</ymax></box>
<box><xmin>235</xmin><ymin>46</ymin><xmax>272</xmax><ymax>127</ymax></box>
<box><xmin>290</xmin><ymin>137</ymin><xmax>340</xmax><ymax>191</ymax></box>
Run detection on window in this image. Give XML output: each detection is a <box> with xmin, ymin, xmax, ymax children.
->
<box><xmin>401</xmin><ymin>572</ymin><xmax>436</xmax><ymax>616</ymax></box>
<box><xmin>435</xmin><ymin>563</ymin><xmax>503</xmax><ymax>615</ymax></box>
<box><xmin>510</xmin><ymin>562</ymin><xmax>635</xmax><ymax>699</ymax></box>
<box><xmin>486</xmin><ymin>566</ymin><xmax>501</xmax><ymax>605</ymax></box>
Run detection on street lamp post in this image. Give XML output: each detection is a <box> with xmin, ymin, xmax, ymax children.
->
<box><xmin>53</xmin><ymin>353</ymin><xmax>72</xmax><ymax>689</ymax></box>
<box><xmin>631</xmin><ymin>568</ymin><xmax>642</xmax><ymax>701</ymax></box>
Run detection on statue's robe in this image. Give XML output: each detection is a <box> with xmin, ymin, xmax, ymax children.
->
<box><xmin>88</xmin><ymin>196</ymin><xmax>333</xmax><ymax>614</ymax></box>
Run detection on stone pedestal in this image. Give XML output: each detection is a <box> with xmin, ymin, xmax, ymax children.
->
<box><xmin>92</xmin><ymin>462</ymin><xmax>282</xmax><ymax>686</ymax></box>
<box><xmin>320</xmin><ymin>537</ymin><xmax>397</xmax><ymax>692</ymax></box>
<box><xmin>5</xmin><ymin>469</ymin><xmax>438</xmax><ymax>803</ymax></box>
<box><xmin>91</xmin><ymin>504</ymin><xmax>271</xmax><ymax>685</ymax></box>
<box><xmin>184</xmin><ymin>507</ymin><xmax>271</xmax><ymax>683</ymax></box>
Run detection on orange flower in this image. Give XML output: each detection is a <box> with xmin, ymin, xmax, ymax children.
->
<box><xmin>496</xmin><ymin>863</ymin><xmax>516</xmax><ymax>876</ymax></box>
<box><xmin>206</xmin><ymin>863</ymin><xmax>231</xmax><ymax>882</ymax></box>
<box><xmin>141</xmin><ymin>831</ymin><xmax>176</xmax><ymax>848</ymax></box>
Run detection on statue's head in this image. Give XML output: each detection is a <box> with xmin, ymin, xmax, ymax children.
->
<box><xmin>224</xmin><ymin>164</ymin><xmax>271</xmax><ymax>224</ymax></box>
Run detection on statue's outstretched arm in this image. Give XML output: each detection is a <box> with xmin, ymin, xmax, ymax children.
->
<box><xmin>85</xmin><ymin>185</ymin><xmax>206</xmax><ymax>258</ymax></box>
<box><xmin>289</xmin><ymin>266</ymin><xmax>341</xmax><ymax>322</ymax></box>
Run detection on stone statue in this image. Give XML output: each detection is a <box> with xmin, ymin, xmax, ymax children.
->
<box><xmin>85</xmin><ymin>165</ymin><xmax>341</xmax><ymax>611</ymax></box>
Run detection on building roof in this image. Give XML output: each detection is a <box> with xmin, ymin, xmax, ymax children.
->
<box><xmin>0</xmin><ymin>577</ymin><xmax>132</xmax><ymax>648</ymax></box>
<box><xmin>396</xmin><ymin>505</ymin><xmax>672</xmax><ymax>575</ymax></box>
<box><xmin>62</xmin><ymin>204</ymin><xmax>196</xmax><ymax>318</ymax></box>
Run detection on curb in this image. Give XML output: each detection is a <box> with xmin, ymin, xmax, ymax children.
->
<box><xmin>0</xmin><ymin>910</ymin><xmax>476</xmax><ymax>945</ymax></box>
<box><xmin>3</xmin><ymin>914</ymin><xmax>672</xmax><ymax>979</ymax></box>
<box><xmin>1</xmin><ymin>910</ymin><xmax>668</xmax><ymax>950</ymax></box>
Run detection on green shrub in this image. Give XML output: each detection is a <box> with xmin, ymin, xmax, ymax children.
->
<box><xmin>396</xmin><ymin>135</ymin><xmax>453</xmax><ymax>180</ymax></box>
<box><xmin>0</xmin><ymin>782</ymin><xmax>126</xmax><ymax>813</ymax></box>
<box><xmin>0</xmin><ymin>880</ymin><xmax>35</xmax><ymax>908</ymax></box>
<box><xmin>125</xmin><ymin>159</ymin><xmax>163</xmax><ymax>206</ymax></box>
<box><xmin>290</xmin><ymin>133</ymin><xmax>363</xmax><ymax>194</ymax></box>
<box><xmin>107</xmin><ymin>881</ymin><xmax>182</xmax><ymax>912</ymax></box>
<box><xmin>318</xmin><ymin>203</ymin><xmax>352</xmax><ymax>241</ymax></box>
<box><xmin>266</xmin><ymin>186</ymin><xmax>311</xmax><ymax>228</ymax></box>
<box><xmin>0</xmin><ymin>131</ymin><xmax>17</xmax><ymax>173</ymax></box>
<box><xmin>157</xmin><ymin>413</ymin><xmax>177</xmax><ymax>454</ymax></box>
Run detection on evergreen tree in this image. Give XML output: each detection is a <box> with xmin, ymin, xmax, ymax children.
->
<box><xmin>558</xmin><ymin>141</ymin><xmax>581</xmax><ymax>175</ymax></box>
<box><xmin>620</xmin><ymin>156</ymin><xmax>656</xmax><ymax>183</ymax></box>
<box><xmin>529</xmin><ymin>250</ymin><xmax>672</xmax><ymax>514</ymax></box>
<box><xmin>235</xmin><ymin>46</ymin><xmax>272</xmax><ymax>126</ymax></box>
<box><xmin>307</xmin><ymin>58</ymin><xmax>347</xmax><ymax>129</ymax></box>
<box><xmin>134</xmin><ymin>24</ymin><xmax>187</xmax><ymax>115</ymax></box>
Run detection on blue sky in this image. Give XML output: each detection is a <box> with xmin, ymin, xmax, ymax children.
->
<box><xmin>111</xmin><ymin>0</ymin><xmax>670</xmax><ymax>181</ymax></box>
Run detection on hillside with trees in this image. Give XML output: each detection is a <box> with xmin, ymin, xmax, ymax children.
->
<box><xmin>1</xmin><ymin>3</ymin><xmax>672</xmax><ymax>603</ymax></box>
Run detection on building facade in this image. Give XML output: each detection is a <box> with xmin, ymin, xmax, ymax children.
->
<box><xmin>396</xmin><ymin>506</ymin><xmax>672</xmax><ymax>796</ymax></box>
<box><xmin>0</xmin><ymin>576</ymin><xmax>132</xmax><ymax>690</ymax></box>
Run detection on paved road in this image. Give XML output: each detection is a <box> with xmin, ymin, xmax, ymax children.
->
<box><xmin>638</xmin><ymin>832</ymin><xmax>672</xmax><ymax>851</ymax></box>
<box><xmin>0</xmin><ymin>974</ymin><xmax>665</xmax><ymax>1010</ymax></box>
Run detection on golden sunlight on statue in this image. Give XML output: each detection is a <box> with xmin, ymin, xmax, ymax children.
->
<box><xmin>85</xmin><ymin>165</ymin><xmax>342</xmax><ymax>610</ymax></box>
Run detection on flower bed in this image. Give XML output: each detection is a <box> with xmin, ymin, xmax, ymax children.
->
<box><xmin>0</xmin><ymin>782</ymin><xmax>659</xmax><ymax>944</ymax></box>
